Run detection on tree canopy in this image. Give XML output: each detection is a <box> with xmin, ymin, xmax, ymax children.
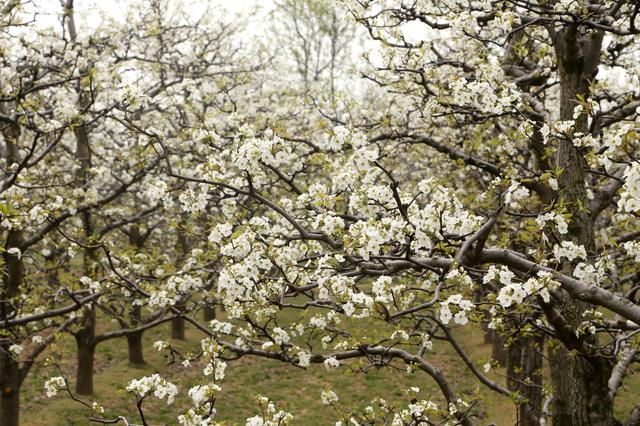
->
<box><xmin>1</xmin><ymin>0</ymin><xmax>640</xmax><ymax>425</ymax></box>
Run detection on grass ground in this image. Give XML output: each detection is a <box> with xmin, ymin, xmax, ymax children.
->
<box><xmin>20</xmin><ymin>315</ymin><xmax>640</xmax><ymax>425</ymax></box>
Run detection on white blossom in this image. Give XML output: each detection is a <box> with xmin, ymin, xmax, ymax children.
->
<box><xmin>324</xmin><ymin>356</ymin><xmax>340</xmax><ymax>370</ymax></box>
<box><xmin>44</xmin><ymin>377</ymin><xmax>66</xmax><ymax>397</ymax></box>
<box><xmin>126</xmin><ymin>374</ymin><xmax>178</xmax><ymax>404</ymax></box>
<box><xmin>321</xmin><ymin>390</ymin><xmax>339</xmax><ymax>405</ymax></box>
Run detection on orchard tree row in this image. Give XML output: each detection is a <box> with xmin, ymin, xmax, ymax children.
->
<box><xmin>1</xmin><ymin>0</ymin><xmax>640</xmax><ymax>425</ymax></box>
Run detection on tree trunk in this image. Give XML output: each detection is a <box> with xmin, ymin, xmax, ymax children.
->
<box><xmin>0</xmin><ymin>358</ymin><xmax>20</xmax><ymax>426</ymax></box>
<box><xmin>490</xmin><ymin>332</ymin><xmax>507</xmax><ymax>367</ymax></box>
<box><xmin>172</xmin><ymin>224</ymin><xmax>188</xmax><ymax>340</ymax></box>
<box><xmin>550</xmin><ymin>349</ymin><xmax>613</xmax><ymax>425</ymax></box>
<box><xmin>75</xmin><ymin>307</ymin><xmax>96</xmax><ymax>395</ymax></box>
<box><xmin>0</xmin><ymin>119</ymin><xmax>24</xmax><ymax>426</ymax></box>
<box><xmin>71</xmin><ymin>57</ymin><xmax>98</xmax><ymax>396</ymax></box>
<box><xmin>75</xmin><ymin>338</ymin><xmax>96</xmax><ymax>396</ymax></box>
<box><xmin>548</xmin><ymin>24</ymin><xmax>615</xmax><ymax>426</ymax></box>
<box><xmin>482</xmin><ymin>325</ymin><xmax>493</xmax><ymax>344</ymax></box>
<box><xmin>126</xmin><ymin>331</ymin><xmax>145</xmax><ymax>366</ymax></box>
<box><xmin>171</xmin><ymin>314</ymin><xmax>185</xmax><ymax>340</ymax></box>
<box><xmin>506</xmin><ymin>334</ymin><xmax>543</xmax><ymax>426</ymax></box>
<box><xmin>126</xmin><ymin>305</ymin><xmax>145</xmax><ymax>366</ymax></box>
<box><xmin>203</xmin><ymin>304</ymin><xmax>216</xmax><ymax>322</ymax></box>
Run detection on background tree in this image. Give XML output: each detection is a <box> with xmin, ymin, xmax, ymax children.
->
<box><xmin>269</xmin><ymin>0</ymin><xmax>357</xmax><ymax>101</ymax></box>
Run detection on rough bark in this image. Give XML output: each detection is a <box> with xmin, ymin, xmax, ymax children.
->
<box><xmin>548</xmin><ymin>24</ymin><xmax>615</xmax><ymax>426</ymax></box>
<box><xmin>549</xmin><ymin>351</ymin><xmax>613</xmax><ymax>426</ymax></box>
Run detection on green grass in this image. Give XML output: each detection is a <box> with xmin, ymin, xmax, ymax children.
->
<box><xmin>20</xmin><ymin>315</ymin><xmax>640</xmax><ymax>425</ymax></box>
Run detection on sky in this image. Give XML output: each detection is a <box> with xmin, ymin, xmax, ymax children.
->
<box><xmin>25</xmin><ymin>0</ymin><xmax>634</xmax><ymax>93</ymax></box>
<box><xmin>29</xmin><ymin>0</ymin><xmax>274</xmax><ymax>34</ymax></box>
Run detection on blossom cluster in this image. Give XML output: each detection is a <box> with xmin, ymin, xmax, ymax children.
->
<box><xmin>125</xmin><ymin>374</ymin><xmax>178</xmax><ymax>404</ymax></box>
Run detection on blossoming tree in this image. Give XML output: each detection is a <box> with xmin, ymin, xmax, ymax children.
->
<box><xmin>158</xmin><ymin>1</ymin><xmax>640</xmax><ymax>424</ymax></box>
<box><xmin>3</xmin><ymin>0</ymin><xmax>640</xmax><ymax>426</ymax></box>
<box><xmin>0</xmin><ymin>0</ymin><xmax>257</xmax><ymax>423</ymax></box>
